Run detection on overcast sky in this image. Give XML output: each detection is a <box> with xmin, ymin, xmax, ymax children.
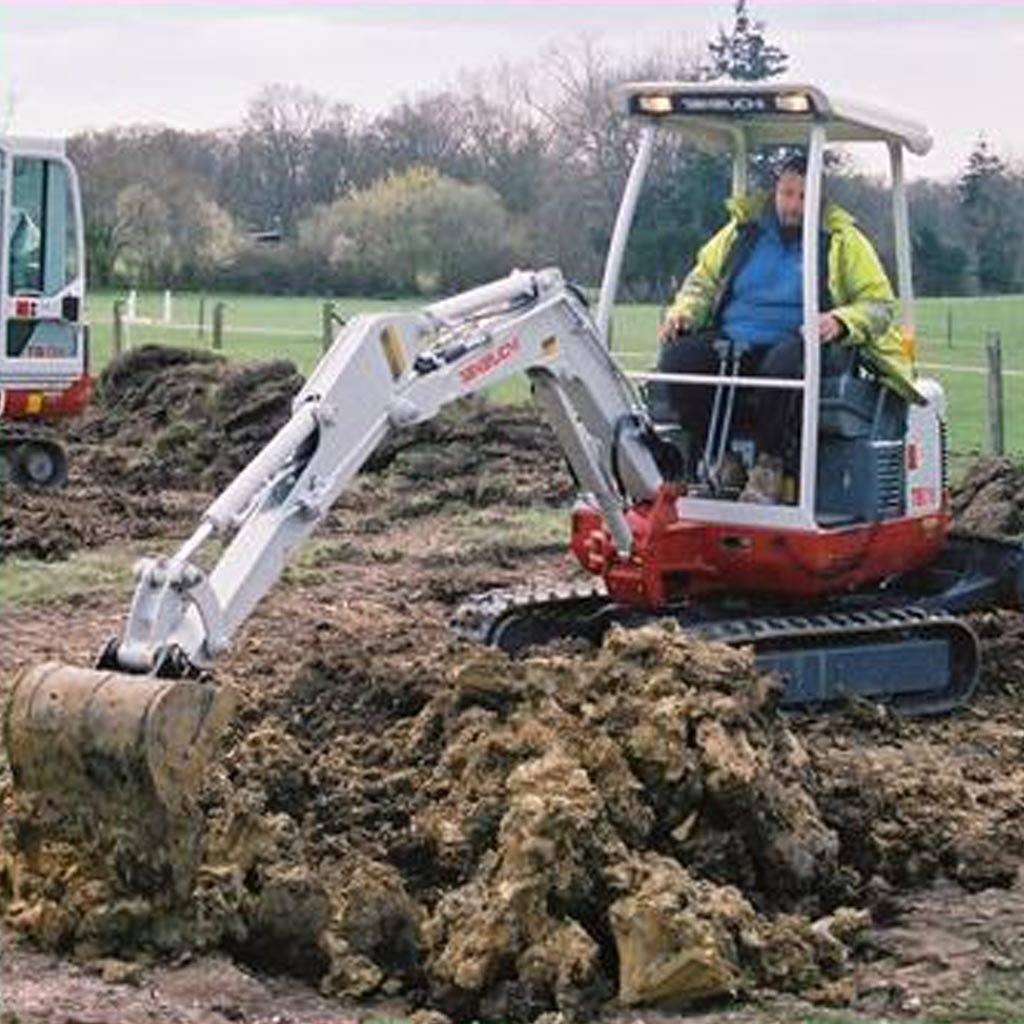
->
<box><xmin>1</xmin><ymin>2</ymin><xmax>1022</xmax><ymax>181</ymax></box>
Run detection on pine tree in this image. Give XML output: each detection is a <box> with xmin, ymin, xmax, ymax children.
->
<box><xmin>706</xmin><ymin>0</ymin><xmax>789</xmax><ymax>82</ymax></box>
<box><xmin>958</xmin><ymin>137</ymin><xmax>1021</xmax><ymax>294</ymax></box>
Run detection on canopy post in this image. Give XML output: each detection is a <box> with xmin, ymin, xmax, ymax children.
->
<box><xmin>888</xmin><ymin>140</ymin><xmax>915</xmax><ymax>335</ymax></box>
<box><xmin>731</xmin><ymin>127</ymin><xmax>748</xmax><ymax>198</ymax></box>
<box><xmin>797</xmin><ymin>124</ymin><xmax>826</xmax><ymax>526</ymax></box>
<box><xmin>596</xmin><ymin>125</ymin><xmax>655</xmax><ymax>349</ymax></box>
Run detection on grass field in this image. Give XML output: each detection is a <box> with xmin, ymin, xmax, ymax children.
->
<box><xmin>87</xmin><ymin>289</ymin><xmax>1024</xmax><ymax>455</ymax></box>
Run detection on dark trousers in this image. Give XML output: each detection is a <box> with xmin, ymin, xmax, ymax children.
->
<box><xmin>650</xmin><ymin>334</ymin><xmax>805</xmax><ymax>470</ymax></box>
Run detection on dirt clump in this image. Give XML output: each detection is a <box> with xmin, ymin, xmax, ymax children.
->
<box><xmin>364</xmin><ymin>401</ymin><xmax>570</xmax><ymax>514</ymax></box>
<box><xmin>1</xmin><ymin>483</ymin><xmax>199</xmax><ymax>562</ymax></box>
<box><xmin>806</xmin><ymin>740</ymin><xmax>1019</xmax><ymax>898</ymax></box>
<box><xmin>952</xmin><ymin>456</ymin><xmax>1024</xmax><ymax>537</ymax></box>
<box><xmin>75</xmin><ymin>344</ymin><xmax>304</xmax><ymax>491</ymax></box>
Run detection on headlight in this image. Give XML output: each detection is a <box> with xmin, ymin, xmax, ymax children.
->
<box><xmin>775</xmin><ymin>92</ymin><xmax>811</xmax><ymax>114</ymax></box>
<box><xmin>637</xmin><ymin>95</ymin><xmax>673</xmax><ymax>115</ymax></box>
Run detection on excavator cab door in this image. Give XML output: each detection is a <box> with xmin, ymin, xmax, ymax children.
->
<box><xmin>0</xmin><ymin>139</ymin><xmax>87</xmax><ymax>403</ymax></box>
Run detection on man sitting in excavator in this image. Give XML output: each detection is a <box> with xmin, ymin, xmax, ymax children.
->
<box><xmin>652</xmin><ymin>154</ymin><xmax>918</xmax><ymax>503</ymax></box>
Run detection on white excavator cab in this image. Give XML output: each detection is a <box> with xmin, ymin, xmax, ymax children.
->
<box><xmin>596</xmin><ymin>82</ymin><xmax>938</xmax><ymax>531</ymax></box>
<box><xmin>0</xmin><ymin>136</ymin><xmax>87</xmax><ymax>397</ymax></box>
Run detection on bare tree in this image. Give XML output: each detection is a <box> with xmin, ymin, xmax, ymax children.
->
<box><xmin>227</xmin><ymin>84</ymin><xmax>354</xmax><ymax>235</ymax></box>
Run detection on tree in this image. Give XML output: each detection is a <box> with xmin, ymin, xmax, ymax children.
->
<box><xmin>957</xmin><ymin>137</ymin><xmax>1024</xmax><ymax>295</ymax></box>
<box><xmin>359</xmin><ymin>93</ymin><xmax>472</xmax><ymax>186</ymax></box>
<box><xmin>706</xmin><ymin>0</ymin><xmax>788</xmax><ymax>82</ymax></box>
<box><xmin>69</xmin><ymin>127</ymin><xmax>239</xmax><ymax>286</ymax></box>
<box><xmin>524</xmin><ymin>39</ymin><xmax>714</xmax><ymax>287</ymax></box>
<box><xmin>300</xmin><ymin>167</ymin><xmax>515</xmax><ymax>294</ymax></box>
<box><xmin>112</xmin><ymin>175</ymin><xmax>240</xmax><ymax>287</ymax></box>
<box><xmin>912</xmin><ymin>225</ymin><xmax>968</xmax><ymax>296</ymax></box>
<box><xmin>226</xmin><ymin>84</ymin><xmax>353</xmax><ymax>235</ymax></box>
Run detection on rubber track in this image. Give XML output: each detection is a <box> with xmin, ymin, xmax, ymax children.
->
<box><xmin>452</xmin><ymin>582</ymin><xmax>980</xmax><ymax>716</ymax></box>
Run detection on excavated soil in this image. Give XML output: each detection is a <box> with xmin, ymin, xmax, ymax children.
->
<box><xmin>3</xmin><ymin>625</ymin><xmax>875</xmax><ymax>1019</ymax></box>
<box><xmin>952</xmin><ymin>456</ymin><xmax>1024</xmax><ymax>537</ymax></box>
<box><xmin>3</xmin><ymin>349</ymin><xmax>1024</xmax><ymax>1022</ymax></box>
<box><xmin>1</xmin><ymin>345</ymin><xmax>570</xmax><ymax>562</ymax></box>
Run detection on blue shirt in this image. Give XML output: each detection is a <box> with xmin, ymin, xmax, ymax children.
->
<box><xmin>719</xmin><ymin>214</ymin><xmax>803</xmax><ymax>348</ymax></box>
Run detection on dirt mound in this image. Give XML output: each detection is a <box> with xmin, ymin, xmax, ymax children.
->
<box><xmin>364</xmin><ymin>402</ymin><xmax>570</xmax><ymax>514</ymax></box>
<box><xmin>952</xmin><ymin>457</ymin><xmax>1024</xmax><ymax>537</ymax></box>
<box><xmin>75</xmin><ymin>345</ymin><xmax>304</xmax><ymax>492</ymax></box>
<box><xmin>1</xmin><ymin>484</ymin><xmax>200</xmax><ymax>562</ymax></box>
<box><xmin>4</xmin><ymin>625</ymin><xmax>872</xmax><ymax>1019</ymax></box>
<box><xmin>4</xmin><ymin>345</ymin><xmax>569</xmax><ymax>564</ymax></box>
<box><xmin>5</xmin><ymin>588</ymin><xmax>1024</xmax><ymax>1018</ymax></box>
<box><xmin>79</xmin><ymin>345</ymin><xmax>567</xmax><ymax>507</ymax></box>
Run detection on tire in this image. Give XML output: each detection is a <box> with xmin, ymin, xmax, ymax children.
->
<box><xmin>16</xmin><ymin>441</ymin><xmax>68</xmax><ymax>488</ymax></box>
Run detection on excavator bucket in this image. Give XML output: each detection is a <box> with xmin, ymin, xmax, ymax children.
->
<box><xmin>3</xmin><ymin>663</ymin><xmax>234</xmax><ymax>893</ymax></box>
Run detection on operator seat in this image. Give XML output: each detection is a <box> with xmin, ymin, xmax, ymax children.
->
<box><xmin>816</xmin><ymin>348</ymin><xmax>908</xmax><ymax>525</ymax></box>
<box><xmin>646</xmin><ymin>339</ymin><xmax>910</xmax><ymax>523</ymax></box>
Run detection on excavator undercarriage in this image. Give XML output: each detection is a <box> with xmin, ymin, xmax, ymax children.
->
<box><xmin>454</xmin><ymin>531</ymin><xmax>1024</xmax><ymax>716</ymax></box>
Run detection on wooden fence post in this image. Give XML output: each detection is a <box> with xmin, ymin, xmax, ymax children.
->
<box><xmin>985</xmin><ymin>331</ymin><xmax>1005</xmax><ymax>456</ymax></box>
<box><xmin>112</xmin><ymin>299</ymin><xmax>125</xmax><ymax>356</ymax></box>
<box><xmin>197</xmin><ymin>297</ymin><xmax>206</xmax><ymax>339</ymax></box>
<box><xmin>321</xmin><ymin>301</ymin><xmax>335</xmax><ymax>353</ymax></box>
<box><xmin>212</xmin><ymin>302</ymin><xmax>225</xmax><ymax>351</ymax></box>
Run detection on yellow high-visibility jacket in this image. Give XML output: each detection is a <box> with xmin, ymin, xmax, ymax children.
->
<box><xmin>666</xmin><ymin>192</ymin><xmax>922</xmax><ymax>403</ymax></box>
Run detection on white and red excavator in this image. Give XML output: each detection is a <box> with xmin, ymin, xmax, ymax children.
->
<box><xmin>7</xmin><ymin>84</ymin><xmax>1024</xmax><ymax>834</ymax></box>
<box><xmin>0</xmin><ymin>135</ymin><xmax>90</xmax><ymax>487</ymax></box>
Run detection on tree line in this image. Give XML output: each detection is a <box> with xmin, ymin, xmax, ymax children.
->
<box><xmin>67</xmin><ymin>1</ymin><xmax>1024</xmax><ymax>300</ymax></box>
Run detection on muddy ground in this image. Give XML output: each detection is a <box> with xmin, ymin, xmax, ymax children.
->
<box><xmin>2</xmin><ymin>347</ymin><xmax>1024</xmax><ymax>1024</ymax></box>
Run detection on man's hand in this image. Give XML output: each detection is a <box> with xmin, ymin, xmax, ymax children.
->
<box><xmin>819</xmin><ymin>313</ymin><xmax>846</xmax><ymax>343</ymax></box>
<box><xmin>658</xmin><ymin>311</ymin><xmax>692</xmax><ymax>344</ymax></box>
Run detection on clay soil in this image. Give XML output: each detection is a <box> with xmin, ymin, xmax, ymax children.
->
<box><xmin>3</xmin><ymin>347</ymin><xmax>1024</xmax><ymax>1024</ymax></box>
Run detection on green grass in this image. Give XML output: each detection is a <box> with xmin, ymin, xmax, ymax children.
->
<box><xmin>86</xmin><ymin>289</ymin><xmax>1024</xmax><ymax>455</ymax></box>
<box><xmin>0</xmin><ymin>544</ymin><xmax>142</xmax><ymax>608</ymax></box>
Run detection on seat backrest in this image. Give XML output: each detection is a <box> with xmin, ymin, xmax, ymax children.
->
<box><xmin>820</xmin><ymin>351</ymin><xmax>906</xmax><ymax>441</ymax></box>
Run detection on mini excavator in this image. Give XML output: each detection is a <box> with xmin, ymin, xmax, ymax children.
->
<box><xmin>7</xmin><ymin>85</ymin><xmax>1024</xmax><ymax>834</ymax></box>
<box><xmin>0</xmin><ymin>135</ymin><xmax>90</xmax><ymax>487</ymax></box>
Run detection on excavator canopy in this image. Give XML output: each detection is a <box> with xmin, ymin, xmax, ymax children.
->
<box><xmin>616</xmin><ymin>81</ymin><xmax>933</xmax><ymax>155</ymax></box>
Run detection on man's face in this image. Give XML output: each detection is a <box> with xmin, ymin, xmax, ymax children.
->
<box><xmin>774</xmin><ymin>170</ymin><xmax>805</xmax><ymax>231</ymax></box>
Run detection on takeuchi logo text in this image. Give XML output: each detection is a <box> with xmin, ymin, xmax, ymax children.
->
<box><xmin>459</xmin><ymin>336</ymin><xmax>521</xmax><ymax>385</ymax></box>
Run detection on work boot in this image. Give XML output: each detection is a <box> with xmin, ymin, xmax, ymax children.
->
<box><xmin>740</xmin><ymin>454</ymin><xmax>784</xmax><ymax>504</ymax></box>
<box><xmin>717</xmin><ymin>451</ymin><xmax>748</xmax><ymax>491</ymax></box>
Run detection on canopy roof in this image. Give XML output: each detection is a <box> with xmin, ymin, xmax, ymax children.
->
<box><xmin>617</xmin><ymin>82</ymin><xmax>933</xmax><ymax>156</ymax></box>
<box><xmin>0</xmin><ymin>136</ymin><xmax>68</xmax><ymax>158</ymax></box>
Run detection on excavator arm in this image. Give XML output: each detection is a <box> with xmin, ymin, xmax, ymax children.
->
<box><xmin>107</xmin><ymin>267</ymin><xmax>664</xmax><ymax>675</ymax></box>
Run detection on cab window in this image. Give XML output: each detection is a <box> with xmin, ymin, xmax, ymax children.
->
<box><xmin>9</xmin><ymin>158</ymin><xmax>45</xmax><ymax>294</ymax></box>
<box><xmin>8</xmin><ymin>157</ymin><xmax>77</xmax><ymax>297</ymax></box>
